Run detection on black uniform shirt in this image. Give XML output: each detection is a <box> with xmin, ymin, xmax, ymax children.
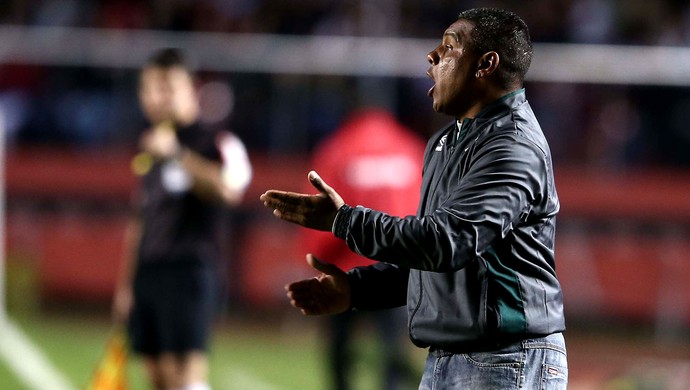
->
<box><xmin>136</xmin><ymin>122</ymin><xmax>224</xmax><ymax>264</ymax></box>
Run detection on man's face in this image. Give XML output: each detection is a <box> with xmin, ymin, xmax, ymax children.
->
<box><xmin>138</xmin><ymin>66</ymin><xmax>197</xmax><ymax>124</ymax></box>
<box><xmin>426</xmin><ymin>19</ymin><xmax>480</xmax><ymax>117</ymax></box>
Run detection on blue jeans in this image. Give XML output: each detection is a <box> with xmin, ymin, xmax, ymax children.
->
<box><xmin>418</xmin><ymin>333</ymin><xmax>568</xmax><ymax>390</ymax></box>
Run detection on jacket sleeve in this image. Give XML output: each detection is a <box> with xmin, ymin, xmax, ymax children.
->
<box><xmin>335</xmin><ymin>133</ymin><xmax>549</xmax><ymax>272</ymax></box>
<box><xmin>347</xmin><ymin>262</ymin><xmax>409</xmax><ymax>310</ymax></box>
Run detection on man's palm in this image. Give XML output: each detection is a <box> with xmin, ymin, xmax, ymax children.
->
<box><xmin>285</xmin><ymin>254</ymin><xmax>350</xmax><ymax>316</ymax></box>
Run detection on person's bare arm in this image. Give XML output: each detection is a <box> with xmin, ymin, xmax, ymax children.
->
<box><xmin>141</xmin><ymin>126</ymin><xmax>251</xmax><ymax>205</ymax></box>
<box><xmin>112</xmin><ymin>216</ymin><xmax>142</xmax><ymax>325</ymax></box>
<box><xmin>177</xmin><ymin>149</ymin><xmax>237</xmax><ymax>204</ymax></box>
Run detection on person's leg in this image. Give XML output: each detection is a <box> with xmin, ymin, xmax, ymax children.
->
<box><xmin>329</xmin><ymin>311</ymin><xmax>355</xmax><ymax>390</ymax></box>
<box><xmin>145</xmin><ymin>351</ymin><xmax>210</xmax><ymax>390</ymax></box>
<box><xmin>130</xmin><ymin>265</ymin><xmax>171</xmax><ymax>389</ymax></box>
<box><xmin>374</xmin><ymin>307</ymin><xmax>411</xmax><ymax>390</ymax></box>
<box><xmin>172</xmin><ymin>262</ymin><xmax>215</xmax><ymax>390</ymax></box>
<box><xmin>520</xmin><ymin>333</ymin><xmax>568</xmax><ymax>389</ymax></box>
<box><xmin>142</xmin><ymin>356</ymin><xmax>165</xmax><ymax>390</ymax></box>
<box><xmin>140</xmin><ymin>353</ymin><xmax>182</xmax><ymax>390</ymax></box>
<box><xmin>417</xmin><ymin>352</ymin><xmax>438</xmax><ymax>390</ymax></box>
<box><xmin>177</xmin><ymin>351</ymin><xmax>210</xmax><ymax>390</ymax></box>
<box><xmin>418</xmin><ymin>348</ymin><xmax>522</xmax><ymax>389</ymax></box>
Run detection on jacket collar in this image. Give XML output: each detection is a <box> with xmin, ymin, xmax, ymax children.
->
<box><xmin>474</xmin><ymin>88</ymin><xmax>526</xmax><ymax>121</ymax></box>
<box><xmin>449</xmin><ymin>89</ymin><xmax>526</xmax><ymax>145</ymax></box>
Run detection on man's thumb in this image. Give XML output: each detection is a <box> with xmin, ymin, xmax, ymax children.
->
<box><xmin>306</xmin><ymin>253</ymin><xmax>342</xmax><ymax>275</ymax></box>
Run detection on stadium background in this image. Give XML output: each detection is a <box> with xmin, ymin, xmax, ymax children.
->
<box><xmin>1</xmin><ymin>0</ymin><xmax>690</xmax><ymax>389</ymax></box>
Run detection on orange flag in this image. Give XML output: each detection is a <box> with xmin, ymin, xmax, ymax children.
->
<box><xmin>85</xmin><ymin>328</ymin><xmax>128</xmax><ymax>390</ymax></box>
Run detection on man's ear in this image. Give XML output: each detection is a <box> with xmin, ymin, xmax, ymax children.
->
<box><xmin>475</xmin><ymin>51</ymin><xmax>500</xmax><ymax>78</ymax></box>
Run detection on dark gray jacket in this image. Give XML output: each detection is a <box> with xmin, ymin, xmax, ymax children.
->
<box><xmin>337</xmin><ymin>89</ymin><xmax>565</xmax><ymax>352</ymax></box>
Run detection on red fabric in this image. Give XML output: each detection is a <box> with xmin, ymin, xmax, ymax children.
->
<box><xmin>299</xmin><ymin>109</ymin><xmax>426</xmax><ymax>271</ymax></box>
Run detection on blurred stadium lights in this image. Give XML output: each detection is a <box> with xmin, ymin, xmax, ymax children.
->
<box><xmin>1</xmin><ymin>25</ymin><xmax>690</xmax><ymax>86</ymax></box>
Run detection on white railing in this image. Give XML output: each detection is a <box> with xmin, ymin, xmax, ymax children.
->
<box><xmin>1</xmin><ymin>25</ymin><xmax>690</xmax><ymax>85</ymax></box>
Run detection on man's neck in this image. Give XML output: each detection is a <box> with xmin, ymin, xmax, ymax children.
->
<box><xmin>455</xmin><ymin>87</ymin><xmax>518</xmax><ymax>121</ymax></box>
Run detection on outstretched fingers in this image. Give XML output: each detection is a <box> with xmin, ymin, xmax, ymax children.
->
<box><xmin>271</xmin><ymin>208</ymin><xmax>306</xmax><ymax>225</ymax></box>
<box><xmin>285</xmin><ymin>278</ymin><xmax>321</xmax><ymax>315</ymax></box>
<box><xmin>260</xmin><ymin>190</ymin><xmax>306</xmax><ymax>207</ymax></box>
<box><xmin>261</xmin><ymin>191</ymin><xmax>308</xmax><ymax>224</ymax></box>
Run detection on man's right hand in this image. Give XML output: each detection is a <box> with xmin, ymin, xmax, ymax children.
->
<box><xmin>140</xmin><ymin>121</ymin><xmax>179</xmax><ymax>160</ymax></box>
<box><xmin>260</xmin><ymin>171</ymin><xmax>345</xmax><ymax>232</ymax></box>
<box><xmin>285</xmin><ymin>254</ymin><xmax>351</xmax><ymax>316</ymax></box>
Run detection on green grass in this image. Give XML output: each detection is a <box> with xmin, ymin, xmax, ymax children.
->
<box><xmin>0</xmin><ymin>354</ymin><xmax>26</xmax><ymax>390</ymax></box>
<box><xmin>1</xmin><ymin>309</ymin><xmax>423</xmax><ymax>390</ymax></box>
<box><xmin>1</xmin><ymin>258</ymin><xmax>424</xmax><ymax>389</ymax></box>
<box><xmin>7</xmin><ymin>259</ymin><xmax>690</xmax><ymax>389</ymax></box>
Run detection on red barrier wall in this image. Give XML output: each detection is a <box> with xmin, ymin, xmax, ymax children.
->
<box><xmin>5</xmin><ymin>148</ymin><xmax>690</xmax><ymax>324</ymax></box>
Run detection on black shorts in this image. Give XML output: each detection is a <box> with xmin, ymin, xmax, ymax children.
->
<box><xmin>128</xmin><ymin>260</ymin><xmax>217</xmax><ymax>356</ymax></box>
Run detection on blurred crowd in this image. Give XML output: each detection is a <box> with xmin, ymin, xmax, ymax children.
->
<box><xmin>1</xmin><ymin>0</ymin><xmax>690</xmax><ymax>167</ymax></box>
<box><xmin>2</xmin><ymin>0</ymin><xmax>690</xmax><ymax>44</ymax></box>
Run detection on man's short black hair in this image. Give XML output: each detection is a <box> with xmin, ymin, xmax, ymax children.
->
<box><xmin>145</xmin><ymin>47</ymin><xmax>189</xmax><ymax>70</ymax></box>
<box><xmin>458</xmin><ymin>8</ymin><xmax>533</xmax><ymax>89</ymax></box>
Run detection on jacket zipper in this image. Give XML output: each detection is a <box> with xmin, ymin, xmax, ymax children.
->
<box><xmin>410</xmin><ymin>118</ymin><xmax>473</xmax><ymax>342</ymax></box>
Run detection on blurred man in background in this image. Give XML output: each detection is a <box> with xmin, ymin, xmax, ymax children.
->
<box><xmin>300</xmin><ymin>108</ymin><xmax>425</xmax><ymax>390</ymax></box>
<box><xmin>112</xmin><ymin>48</ymin><xmax>252</xmax><ymax>390</ymax></box>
